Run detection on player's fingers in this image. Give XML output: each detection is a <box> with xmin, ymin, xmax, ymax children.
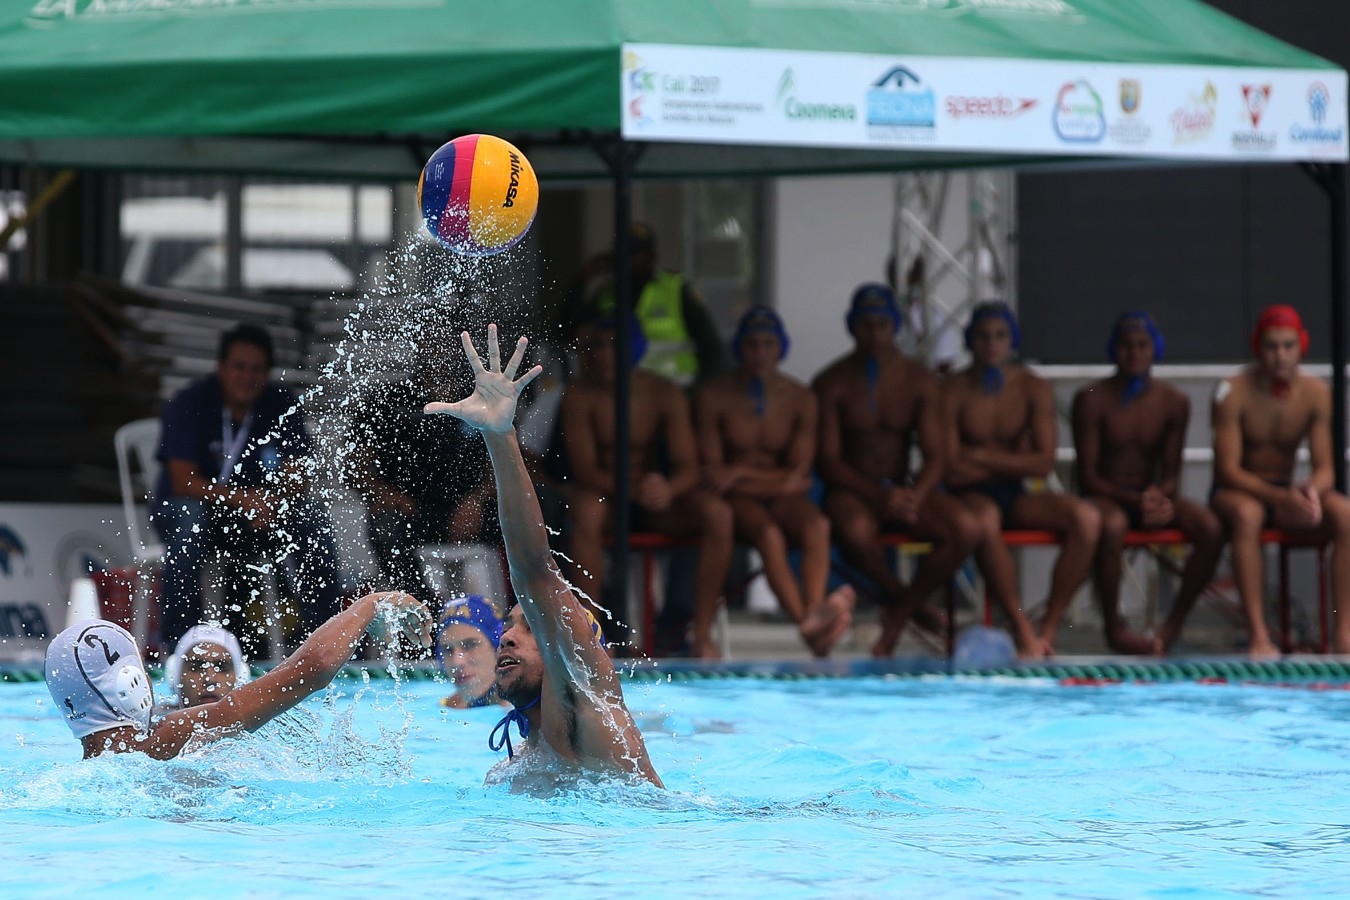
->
<box><xmin>487</xmin><ymin>323</ymin><xmax>501</xmax><ymax>372</ymax></box>
<box><xmin>461</xmin><ymin>331</ymin><xmax>485</xmax><ymax>373</ymax></box>
<box><xmin>503</xmin><ymin>336</ymin><xmax>528</xmax><ymax>380</ymax></box>
<box><xmin>514</xmin><ymin>364</ymin><xmax>544</xmax><ymax>393</ymax></box>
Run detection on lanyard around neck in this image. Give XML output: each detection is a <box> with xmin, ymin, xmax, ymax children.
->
<box><xmin>217</xmin><ymin>409</ymin><xmax>255</xmax><ymax>484</ymax></box>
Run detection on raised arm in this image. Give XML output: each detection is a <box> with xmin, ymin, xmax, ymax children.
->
<box><xmin>424</xmin><ymin>327</ymin><xmax>650</xmax><ymax>777</ymax></box>
<box><xmin>425</xmin><ymin>329</ymin><xmax>599</xmax><ymax>664</ymax></box>
<box><xmin>146</xmin><ymin>591</ymin><xmax>429</xmax><ymax>759</ymax></box>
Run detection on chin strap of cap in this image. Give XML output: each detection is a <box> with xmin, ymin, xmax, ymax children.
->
<box><xmin>489</xmin><ymin>694</ymin><xmax>541</xmax><ymax>759</ymax></box>
<box><xmin>749</xmin><ymin>376</ymin><xmax>766</xmax><ymax>416</ymax></box>
<box><xmin>864</xmin><ymin>357</ymin><xmax>880</xmax><ymax>415</ymax></box>
<box><xmin>1121</xmin><ymin>375</ymin><xmax>1149</xmax><ymax>406</ymax></box>
<box><xmin>981</xmin><ymin>367</ymin><xmax>1004</xmax><ymax>396</ymax></box>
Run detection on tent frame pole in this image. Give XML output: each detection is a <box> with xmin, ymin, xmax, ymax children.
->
<box><xmin>594</xmin><ymin>136</ymin><xmax>646</xmax><ymax>646</ymax></box>
<box><xmin>1332</xmin><ymin>164</ymin><xmax>1348</xmax><ymax>495</ymax></box>
<box><xmin>1305</xmin><ymin>162</ymin><xmax>1349</xmax><ymax>493</ymax></box>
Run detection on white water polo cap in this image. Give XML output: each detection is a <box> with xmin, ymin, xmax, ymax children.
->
<box><xmin>45</xmin><ymin>619</ymin><xmax>154</xmax><ymax>738</ymax></box>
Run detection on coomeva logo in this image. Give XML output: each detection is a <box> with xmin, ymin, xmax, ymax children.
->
<box><xmin>776</xmin><ymin>68</ymin><xmax>857</xmax><ymax>122</ymax></box>
<box><xmin>1052</xmin><ymin>79</ymin><xmax>1105</xmax><ymax>143</ymax></box>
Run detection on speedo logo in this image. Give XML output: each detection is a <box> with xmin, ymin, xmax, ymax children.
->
<box><xmin>503</xmin><ymin>153</ymin><xmax>522</xmax><ymax>208</ymax></box>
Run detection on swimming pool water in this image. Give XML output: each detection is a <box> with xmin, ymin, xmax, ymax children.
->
<box><xmin>4</xmin><ymin>673</ymin><xmax>1350</xmax><ymax>898</ymax></box>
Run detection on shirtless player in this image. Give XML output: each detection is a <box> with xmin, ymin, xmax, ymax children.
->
<box><xmin>944</xmin><ymin>301</ymin><xmax>1100</xmax><ymax>657</ymax></box>
<box><xmin>813</xmin><ymin>283</ymin><xmax>979</xmax><ymax>656</ymax></box>
<box><xmin>559</xmin><ymin>315</ymin><xmax>733</xmax><ymax>657</ymax></box>
<box><xmin>696</xmin><ymin>307</ymin><xmax>855</xmax><ymax>657</ymax></box>
<box><xmin>1072</xmin><ymin>313</ymin><xmax>1222</xmax><ymax>655</ymax></box>
<box><xmin>1210</xmin><ymin>304</ymin><xmax>1350</xmax><ymax>658</ymax></box>
<box><xmin>427</xmin><ymin>325</ymin><xmax>662</xmax><ymax>788</ymax></box>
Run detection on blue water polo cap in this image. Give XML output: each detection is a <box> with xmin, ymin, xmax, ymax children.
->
<box><xmin>846</xmin><ymin>282</ymin><xmax>902</xmax><ymax>333</ymax></box>
<box><xmin>592</xmin><ymin>313</ymin><xmax>647</xmax><ymax>369</ymax></box>
<box><xmin>963</xmin><ymin>300</ymin><xmax>1021</xmax><ymax>351</ymax></box>
<box><xmin>733</xmin><ymin>306</ymin><xmax>790</xmax><ymax>361</ymax></box>
<box><xmin>435</xmin><ymin>596</ymin><xmax>502</xmax><ymax>672</ymax></box>
<box><xmin>1106</xmin><ymin>311</ymin><xmax>1165</xmax><ymax>363</ymax></box>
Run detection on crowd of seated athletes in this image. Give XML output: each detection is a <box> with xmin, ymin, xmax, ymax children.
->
<box><xmin>149</xmin><ymin>260</ymin><xmax>1344</xmax><ymax>667</ymax></box>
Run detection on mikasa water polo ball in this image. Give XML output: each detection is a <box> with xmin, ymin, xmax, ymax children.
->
<box><xmin>418</xmin><ymin>134</ymin><xmax>538</xmax><ymax>256</ymax></box>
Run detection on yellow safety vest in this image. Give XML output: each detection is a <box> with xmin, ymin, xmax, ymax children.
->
<box><xmin>596</xmin><ymin>271</ymin><xmax>699</xmax><ymax>386</ymax></box>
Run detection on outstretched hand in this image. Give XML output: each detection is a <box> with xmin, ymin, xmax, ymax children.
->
<box><xmin>423</xmin><ymin>324</ymin><xmax>543</xmax><ymax>433</ymax></box>
<box><xmin>365</xmin><ymin>591</ymin><xmax>433</xmax><ymax>648</ymax></box>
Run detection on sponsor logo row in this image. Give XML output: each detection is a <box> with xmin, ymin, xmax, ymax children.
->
<box><xmin>624</xmin><ymin>53</ymin><xmax>1344</xmax><ymax>153</ymax></box>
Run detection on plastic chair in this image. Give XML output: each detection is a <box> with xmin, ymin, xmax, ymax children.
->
<box><xmin>114</xmin><ymin>417</ymin><xmax>288</xmax><ymax>661</ymax></box>
<box><xmin>114</xmin><ymin>418</ymin><xmax>164</xmax><ymax>648</ymax></box>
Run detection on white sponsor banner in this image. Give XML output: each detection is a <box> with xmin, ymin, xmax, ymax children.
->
<box><xmin>0</xmin><ymin>503</ymin><xmax>129</xmax><ymax>663</ymax></box>
<box><xmin>621</xmin><ymin>43</ymin><xmax>1349</xmax><ymax>163</ymax></box>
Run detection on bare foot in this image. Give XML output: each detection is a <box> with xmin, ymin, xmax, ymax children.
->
<box><xmin>871</xmin><ymin>606</ymin><xmax>905</xmax><ymax>658</ymax></box>
<box><xmin>1248</xmin><ymin>637</ymin><xmax>1282</xmax><ymax>660</ymax></box>
<box><xmin>1107</xmin><ymin>627</ymin><xmax>1163</xmax><ymax>656</ymax></box>
<box><xmin>1014</xmin><ymin>624</ymin><xmax>1047</xmax><ymax>661</ymax></box>
<box><xmin>801</xmin><ymin>586</ymin><xmax>855</xmax><ymax>658</ymax></box>
<box><xmin>688</xmin><ymin>637</ymin><xmax>723</xmax><ymax>661</ymax></box>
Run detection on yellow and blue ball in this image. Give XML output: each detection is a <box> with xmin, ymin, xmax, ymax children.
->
<box><xmin>418</xmin><ymin>134</ymin><xmax>538</xmax><ymax>256</ymax></box>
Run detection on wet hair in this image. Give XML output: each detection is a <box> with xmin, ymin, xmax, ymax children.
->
<box><xmin>218</xmin><ymin>324</ymin><xmax>275</xmax><ymax>368</ymax></box>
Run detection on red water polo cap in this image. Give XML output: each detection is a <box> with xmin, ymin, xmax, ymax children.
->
<box><xmin>1250</xmin><ymin>304</ymin><xmax>1309</xmax><ymax>357</ymax></box>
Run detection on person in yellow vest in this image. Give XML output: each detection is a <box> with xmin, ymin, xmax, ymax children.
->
<box><xmin>590</xmin><ymin>223</ymin><xmax>729</xmax><ymax>388</ymax></box>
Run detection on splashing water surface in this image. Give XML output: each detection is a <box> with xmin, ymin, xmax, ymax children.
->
<box><xmin>6</xmin><ymin>675</ymin><xmax>1350</xmax><ymax>897</ymax></box>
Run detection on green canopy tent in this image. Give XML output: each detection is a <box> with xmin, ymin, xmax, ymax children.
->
<box><xmin>0</xmin><ymin>0</ymin><xmax>1346</xmax><ymax>624</ymax></box>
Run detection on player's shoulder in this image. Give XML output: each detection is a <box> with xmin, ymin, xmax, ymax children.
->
<box><xmin>1072</xmin><ymin>378</ymin><xmax>1111</xmax><ymax>410</ymax></box>
<box><xmin>1012</xmin><ymin>362</ymin><xmax>1050</xmax><ymax>391</ymax></box>
<box><xmin>1213</xmin><ymin>368</ymin><xmax>1251</xmax><ymax>406</ymax></box>
<box><xmin>1297</xmin><ymin>370</ymin><xmax>1331</xmax><ymax>395</ymax></box>
<box><xmin>811</xmin><ymin>354</ymin><xmax>852</xmax><ymax>390</ymax></box>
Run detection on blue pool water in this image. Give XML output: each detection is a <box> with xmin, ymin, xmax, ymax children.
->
<box><xmin>4</xmin><ymin>672</ymin><xmax>1350</xmax><ymax>898</ymax></box>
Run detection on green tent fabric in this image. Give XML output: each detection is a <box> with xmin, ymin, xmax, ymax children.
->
<box><xmin>0</xmin><ymin>0</ymin><xmax>1342</xmax><ymax>177</ymax></box>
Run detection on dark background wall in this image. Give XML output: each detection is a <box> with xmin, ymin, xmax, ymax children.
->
<box><xmin>1019</xmin><ymin>0</ymin><xmax>1350</xmax><ymax>364</ymax></box>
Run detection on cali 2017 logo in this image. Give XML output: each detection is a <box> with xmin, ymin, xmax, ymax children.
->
<box><xmin>1053</xmin><ymin>79</ymin><xmax>1105</xmax><ymax>143</ymax></box>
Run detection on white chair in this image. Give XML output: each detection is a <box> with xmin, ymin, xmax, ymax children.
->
<box><xmin>114</xmin><ymin>418</ymin><xmax>165</xmax><ymax>649</ymax></box>
<box><xmin>114</xmin><ymin>417</ymin><xmax>286</xmax><ymax>660</ymax></box>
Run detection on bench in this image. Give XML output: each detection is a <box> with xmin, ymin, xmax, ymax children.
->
<box><xmin>878</xmin><ymin>528</ymin><xmax>1330</xmax><ymax>656</ymax></box>
<box><xmin>623</xmin><ymin>528</ymin><xmax>1331</xmax><ymax>658</ymax></box>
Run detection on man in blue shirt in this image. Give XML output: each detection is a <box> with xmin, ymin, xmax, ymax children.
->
<box><xmin>152</xmin><ymin>324</ymin><xmax>343</xmax><ymax>650</ymax></box>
